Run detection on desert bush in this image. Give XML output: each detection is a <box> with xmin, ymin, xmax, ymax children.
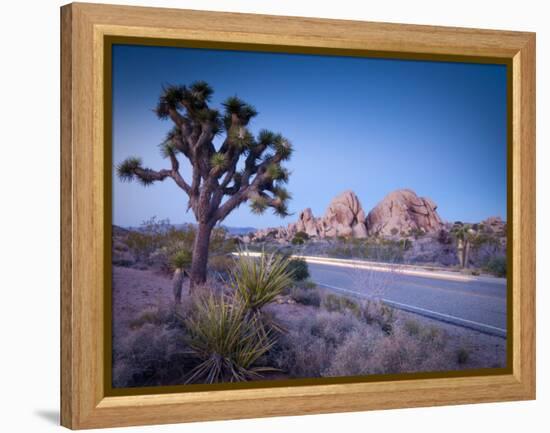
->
<box><xmin>485</xmin><ymin>256</ymin><xmax>507</xmax><ymax>277</ymax></box>
<box><xmin>208</xmin><ymin>254</ymin><xmax>234</xmax><ymax>279</ymax></box>
<box><xmin>286</xmin><ymin>258</ymin><xmax>310</xmax><ymax>281</ymax></box>
<box><xmin>291</xmin><ymin>231</ymin><xmax>310</xmax><ymax>245</ymax></box>
<box><xmin>358</xmin><ymin>300</ymin><xmax>396</xmax><ymax>334</ymax></box>
<box><xmin>183</xmin><ymin>293</ymin><xmax>276</xmax><ymax>383</ymax></box>
<box><xmin>112</xmin><ymin>323</ymin><xmax>190</xmax><ymax>388</ymax></box>
<box><xmin>323</xmin><ymin>294</ymin><xmax>360</xmax><ymax>316</ymax></box>
<box><xmin>268</xmin><ymin>311</ymin><xmax>360</xmax><ymax>377</ymax></box>
<box><xmin>403</xmin><ymin>319</ymin><xmax>421</xmax><ymax>336</ymax></box>
<box><xmin>231</xmin><ymin>251</ymin><xmax>294</xmax><ymax>312</ymax></box>
<box><xmin>171</xmin><ymin>250</ymin><xmax>192</xmax><ymax>270</ymax></box>
<box><xmin>291</xmin><ymin>286</ymin><xmax>321</xmax><ymax>307</ymax></box>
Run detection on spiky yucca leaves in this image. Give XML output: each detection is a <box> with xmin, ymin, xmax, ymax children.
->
<box><xmin>184</xmin><ymin>293</ymin><xmax>275</xmax><ymax>383</ymax></box>
<box><xmin>249</xmin><ymin>196</ymin><xmax>268</xmax><ymax>215</ymax></box>
<box><xmin>116</xmin><ymin>157</ymin><xmax>143</xmax><ymax>182</ymax></box>
<box><xmin>231</xmin><ymin>250</ymin><xmax>294</xmax><ymax>313</ymax></box>
<box><xmin>171</xmin><ymin>250</ymin><xmax>192</xmax><ymax>270</ymax></box>
<box><xmin>210</xmin><ymin>152</ymin><xmax>226</xmax><ymax>170</ymax></box>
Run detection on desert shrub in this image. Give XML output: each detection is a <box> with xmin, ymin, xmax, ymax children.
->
<box><xmin>269</xmin><ymin>311</ymin><xmax>360</xmax><ymax>377</ymax></box>
<box><xmin>323</xmin><ymin>330</ymin><xmax>378</xmax><ymax>377</ymax></box>
<box><xmin>112</xmin><ymin>324</ymin><xmax>190</xmax><ymax>388</ymax></box>
<box><xmin>456</xmin><ymin>347</ymin><xmax>470</xmax><ymax>365</ymax></box>
<box><xmin>485</xmin><ymin>256</ymin><xmax>507</xmax><ymax>277</ymax></box>
<box><xmin>403</xmin><ymin>319</ymin><xmax>421</xmax><ymax>336</ymax></box>
<box><xmin>323</xmin><ymin>294</ymin><xmax>360</xmax><ymax>316</ymax></box>
<box><xmin>291</xmin><ymin>231</ymin><xmax>310</xmax><ymax>245</ymax></box>
<box><xmin>171</xmin><ymin>250</ymin><xmax>192</xmax><ymax>270</ymax></box>
<box><xmin>286</xmin><ymin>258</ymin><xmax>310</xmax><ymax>281</ymax></box>
<box><xmin>208</xmin><ymin>254</ymin><xmax>234</xmax><ymax>279</ymax></box>
<box><xmin>184</xmin><ymin>293</ymin><xmax>276</xmax><ymax>383</ymax></box>
<box><xmin>291</xmin><ymin>286</ymin><xmax>321</xmax><ymax>307</ymax></box>
<box><xmin>231</xmin><ymin>251</ymin><xmax>294</xmax><ymax>312</ymax></box>
<box><xmin>358</xmin><ymin>300</ymin><xmax>396</xmax><ymax>334</ymax></box>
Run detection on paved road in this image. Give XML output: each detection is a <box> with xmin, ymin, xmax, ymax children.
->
<box><xmin>308</xmin><ymin>262</ymin><xmax>508</xmax><ymax>337</ymax></box>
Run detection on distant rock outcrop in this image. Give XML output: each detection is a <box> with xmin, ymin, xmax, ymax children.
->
<box><xmin>251</xmin><ymin>190</ymin><xmax>368</xmax><ymax>242</ymax></box>
<box><xmin>247</xmin><ymin>189</ymin><xmax>444</xmax><ymax>242</ymax></box>
<box><xmin>366</xmin><ymin>189</ymin><xmax>443</xmax><ymax>236</ymax></box>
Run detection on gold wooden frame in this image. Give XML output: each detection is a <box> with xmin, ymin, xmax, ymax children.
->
<box><xmin>61</xmin><ymin>2</ymin><xmax>536</xmax><ymax>429</ymax></box>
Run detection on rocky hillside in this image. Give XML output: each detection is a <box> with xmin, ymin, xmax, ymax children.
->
<box><xmin>248</xmin><ymin>189</ymin><xmax>444</xmax><ymax>242</ymax></box>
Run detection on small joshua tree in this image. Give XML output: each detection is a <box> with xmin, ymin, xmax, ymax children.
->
<box><xmin>451</xmin><ymin>222</ymin><xmax>476</xmax><ymax>268</ymax></box>
<box><xmin>171</xmin><ymin>250</ymin><xmax>192</xmax><ymax>303</ymax></box>
<box><xmin>117</xmin><ymin>81</ymin><xmax>293</xmax><ymax>291</ymax></box>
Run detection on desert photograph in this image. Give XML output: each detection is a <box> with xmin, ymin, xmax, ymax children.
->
<box><xmin>110</xmin><ymin>44</ymin><xmax>508</xmax><ymax>388</ymax></box>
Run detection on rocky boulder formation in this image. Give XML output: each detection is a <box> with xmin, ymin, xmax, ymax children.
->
<box><xmin>317</xmin><ymin>190</ymin><xmax>368</xmax><ymax>238</ymax></box>
<box><xmin>366</xmin><ymin>189</ymin><xmax>443</xmax><ymax>237</ymax></box>
<box><xmin>293</xmin><ymin>208</ymin><xmax>319</xmax><ymax>237</ymax></box>
<box><xmin>250</xmin><ymin>191</ymin><xmax>368</xmax><ymax>242</ymax></box>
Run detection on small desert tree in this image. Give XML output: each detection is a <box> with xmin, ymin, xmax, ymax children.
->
<box><xmin>451</xmin><ymin>222</ymin><xmax>476</xmax><ymax>268</ymax></box>
<box><xmin>117</xmin><ymin>81</ymin><xmax>293</xmax><ymax>290</ymax></box>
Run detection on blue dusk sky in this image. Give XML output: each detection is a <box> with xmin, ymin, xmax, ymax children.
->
<box><xmin>112</xmin><ymin>44</ymin><xmax>507</xmax><ymax>229</ymax></box>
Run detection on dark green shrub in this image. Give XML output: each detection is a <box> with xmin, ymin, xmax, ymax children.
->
<box><xmin>291</xmin><ymin>231</ymin><xmax>310</xmax><ymax>245</ymax></box>
<box><xmin>287</xmin><ymin>258</ymin><xmax>310</xmax><ymax>281</ymax></box>
<box><xmin>485</xmin><ymin>256</ymin><xmax>507</xmax><ymax>277</ymax></box>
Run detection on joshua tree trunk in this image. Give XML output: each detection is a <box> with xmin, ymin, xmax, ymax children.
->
<box><xmin>457</xmin><ymin>238</ymin><xmax>464</xmax><ymax>268</ymax></box>
<box><xmin>172</xmin><ymin>268</ymin><xmax>184</xmax><ymax>303</ymax></box>
<box><xmin>463</xmin><ymin>240</ymin><xmax>471</xmax><ymax>269</ymax></box>
<box><xmin>189</xmin><ymin>222</ymin><xmax>214</xmax><ymax>291</ymax></box>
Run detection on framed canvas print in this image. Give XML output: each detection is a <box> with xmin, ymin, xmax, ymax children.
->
<box><xmin>60</xmin><ymin>3</ymin><xmax>536</xmax><ymax>429</ymax></box>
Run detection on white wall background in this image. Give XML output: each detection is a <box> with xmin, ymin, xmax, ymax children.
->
<box><xmin>1</xmin><ymin>0</ymin><xmax>546</xmax><ymax>431</ymax></box>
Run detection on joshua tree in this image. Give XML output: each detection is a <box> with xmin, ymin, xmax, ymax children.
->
<box><xmin>117</xmin><ymin>81</ymin><xmax>293</xmax><ymax>291</ymax></box>
<box><xmin>451</xmin><ymin>222</ymin><xmax>476</xmax><ymax>268</ymax></box>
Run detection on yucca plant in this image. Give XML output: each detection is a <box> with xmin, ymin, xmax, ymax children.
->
<box><xmin>171</xmin><ymin>250</ymin><xmax>192</xmax><ymax>303</ymax></box>
<box><xmin>231</xmin><ymin>250</ymin><xmax>294</xmax><ymax>313</ymax></box>
<box><xmin>184</xmin><ymin>293</ymin><xmax>275</xmax><ymax>383</ymax></box>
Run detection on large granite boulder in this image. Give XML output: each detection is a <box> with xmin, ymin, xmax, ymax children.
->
<box><xmin>293</xmin><ymin>208</ymin><xmax>320</xmax><ymax>237</ymax></box>
<box><xmin>366</xmin><ymin>189</ymin><xmax>443</xmax><ymax>237</ymax></box>
<box><xmin>318</xmin><ymin>190</ymin><xmax>368</xmax><ymax>238</ymax></box>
